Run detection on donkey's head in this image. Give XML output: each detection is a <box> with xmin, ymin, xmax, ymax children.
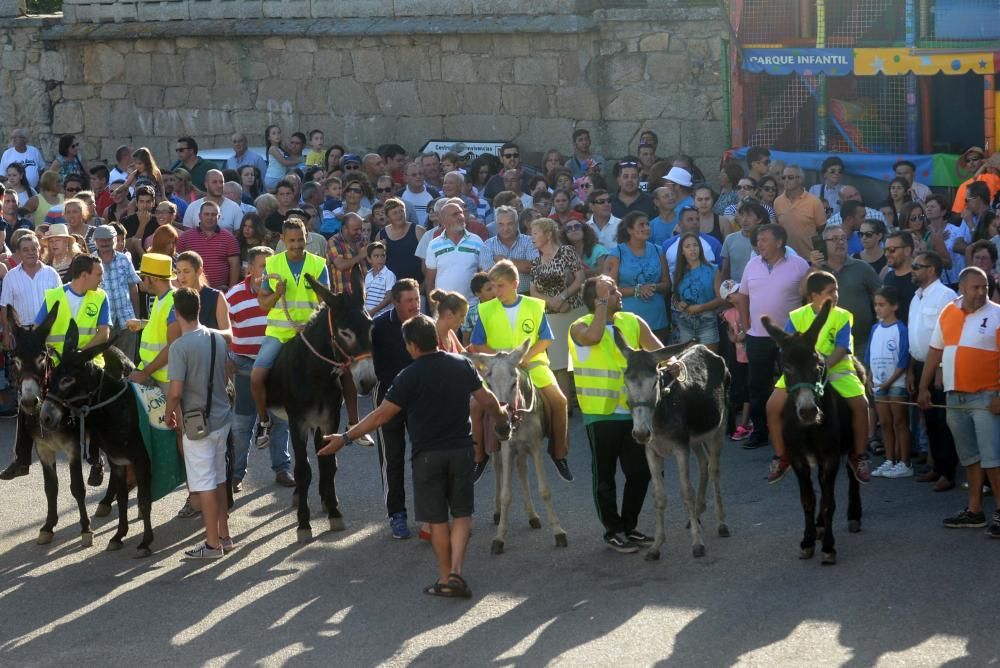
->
<box><xmin>309</xmin><ymin>271</ymin><xmax>376</xmax><ymax>395</ymax></box>
<box><xmin>464</xmin><ymin>340</ymin><xmax>530</xmax><ymax>409</ymax></box>
<box><xmin>762</xmin><ymin>300</ymin><xmax>832</xmax><ymax>426</ymax></box>
<box><xmin>7</xmin><ymin>303</ymin><xmax>59</xmax><ymax>415</ymax></box>
<box><xmin>39</xmin><ymin>320</ymin><xmax>118</xmax><ymax>430</ymax></box>
<box><xmin>613</xmin><ymin>330</ymin><xmax>692</xmax><ymax>444</ymax></box>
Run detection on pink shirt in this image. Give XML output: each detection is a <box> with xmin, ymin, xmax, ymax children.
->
<box><xmin>738</xmin><ymin>251</ymin><xmax>809</xmax><ymax>338</ymax></box>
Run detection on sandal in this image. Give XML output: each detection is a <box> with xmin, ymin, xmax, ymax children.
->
<box><xmin>423</xmin><ymin>581</ymin><xmax>469</xmax><ymax>598</ymax></box>
<box><xmin>447</xmin><ymin>573</ymin><xmax>472</xmax><ymax>598</ymax></box>
<box><xmin>177</xmin><ymin>498</ymin><xmax>201</xmax><ymax>519</ymax></box>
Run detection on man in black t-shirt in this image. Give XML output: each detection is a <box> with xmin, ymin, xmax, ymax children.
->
<box><xmin>320</xmin><ymin>314</ymin><xmax>508</xmax><ymax>599</ymax></box>
<box><xmin>881</xmin><ymin>231</ymin><xmax>917</xmax><ymax>325</ymax></box>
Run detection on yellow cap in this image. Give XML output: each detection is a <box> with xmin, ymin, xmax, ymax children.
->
<box><xmin>139</xmin><ymin>252</ymin><xmax>176</xmax><ymax>280</ymax></box>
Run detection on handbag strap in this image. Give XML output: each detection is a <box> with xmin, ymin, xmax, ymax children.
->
<box><xmin>205</xmin><ymin>332</ymin><xmax>216</xmax><ymax>419</ymax></box>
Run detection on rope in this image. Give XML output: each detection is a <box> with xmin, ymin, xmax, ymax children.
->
<box><xmin>872</xmin><ymin>398</ymin><xmax>994</xmax><ymax>412</ymax></box>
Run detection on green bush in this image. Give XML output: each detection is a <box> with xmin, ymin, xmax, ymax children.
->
<box><xmin>25</xmin><ymin>0</ymin><xmax>63</xmax><ymax>14</ymax></box>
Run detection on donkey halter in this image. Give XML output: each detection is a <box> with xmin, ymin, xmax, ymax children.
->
<box><xmin>787</xmin><ymin>355</ymin><xmax>829</xmax><ymax>398</ymax></box>
<box><xmin>296</xmin><ymin>306</ymin><xmax>372</xmax><ymax>375</ymax></box>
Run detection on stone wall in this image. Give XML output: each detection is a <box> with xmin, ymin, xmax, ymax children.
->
<box><xmin>2</xmin><ymin>2</ymin><xmax>729</xmax><ymax>175</ymax></box>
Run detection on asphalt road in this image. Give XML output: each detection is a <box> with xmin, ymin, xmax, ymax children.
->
<box><xmin>0</xmin><ymin>411</ymin><xmax>998</xmax><ymax>667</ymax></box>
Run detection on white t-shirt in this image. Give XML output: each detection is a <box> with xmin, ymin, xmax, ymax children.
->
<box><xmin>425</xmin><ymin>230</ymin><xmax>484</xmax><ymax>301</ymax></box>
<box><xmin>364</xmin><ymin>266</ymin><xmax>397</xmax><ymax>318</ymax></box>
<box><xmin>401</xmin><ymin>188</ymin><xmax>434</xmax><ymax>227</ymax></box>
<box><xmin>866</xmin><ymin>321</ymin><xmax>908</xmax><ymax>389</ymax></box>
<box><xmin>586</xmin><ymin>215</ymin><xmax>622</xmax><ymax>249</ymax></box>
<box><xmin>182</xmin><ymin>197</ymin><xmax>243</xmax><ymax>234</ymax></box>
<box><xmin>1</xmin><ymin>146</ymin><xmax>46</xmax><ymax>189</ymax></box>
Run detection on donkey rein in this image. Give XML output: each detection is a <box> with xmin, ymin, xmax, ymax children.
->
<box><xmin>873</xmin><ymin>398</ymin><xmax>994</xmax><ymax>412</ymax></box>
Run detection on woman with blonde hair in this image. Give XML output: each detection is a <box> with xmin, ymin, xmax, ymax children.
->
<box><xmin>173</xmin><ymin>167</ymin><xmax>197</xmax><ymax>201</ymax></box>
<box><xmin>27</xmin><ymin>171</ymin><xmax>64</xmax><ymax>225</ymax></box>
<box><xmin>42</xmin><ymin>223</ymin><xmax>83</xmax><ymax>281</ymax></box>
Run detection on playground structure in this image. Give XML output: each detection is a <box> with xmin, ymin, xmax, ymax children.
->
<box><xmin>726</xmin><ymin>0</ymin><xmax>1000</xmax><ymax>187</ymax></box>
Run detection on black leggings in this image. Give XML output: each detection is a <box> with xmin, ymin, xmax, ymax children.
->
<box><xmin>585</xmin><ymin>419</ymin><xmax>651</xmax><ymax>537</ymax></box>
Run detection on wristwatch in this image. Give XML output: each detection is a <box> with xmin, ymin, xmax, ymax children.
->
<box><xmin>342</xmin><ymin>432</ymin><xmax>354</xmax><ymax>447</ymax></box>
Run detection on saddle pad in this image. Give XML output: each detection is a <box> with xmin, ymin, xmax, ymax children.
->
<box><xmin>131</xmin><ymin>383</ymin><xmax>186</xmax><ymax>502</ymax></box>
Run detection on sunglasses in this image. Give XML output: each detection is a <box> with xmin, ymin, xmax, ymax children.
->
<box><xmin>619</xmin><ymin>160</ymin><xmax>639</xmax><ymax>167</ymax></box>
<box><xmin>503</xmin><ymin>152</ymin><xmax>520</xmax><ymax>159</ymax></box>
<box><xmin>859</xmin><ymin>231</ymin><xmax>878</xmax><ymax>238</ymax></box>
<box><xmin>377</xmin><ymin>187</ymin><xmax>394</xmax><ymax>193</ymax></box>
<box><xmin>760</xmin><ymin>186</ymin><xmax>777</xmax><ymax>193</ymax></box>
<box><xmin>911</xmin><ymin>263</ymin><xmax>930</xmax><ymax>270</ymax></box>
<box><xmin>564</xmin><ymin>223</ymin><xmax>583</xmax><ymax>231</ymax></box>
<box><xmin>593</xmin><ymin>198</ymin><xmax>611</xmax><ymax>205</ymax></box>
<box><xmin>71</xmin><ymin>143</ymin><xmax>80</xmax><ymax>148</ymax></box>
<box><xmin>884</xmin><ymin>246</ymin><xmax>905</xmax><ymax>252</ymax></box>
<box><xmin>911</xmin><ymin>214</ymin><xmax>927</xmax><ymax>222</ymax></box>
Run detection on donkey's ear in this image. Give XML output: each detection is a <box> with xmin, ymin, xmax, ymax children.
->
<box><xmin>462</xmin><ymin>350</ymin><xmax>494</xmax><ymax>371</ymax></box>
<box><xmin>650</xmin><ymin>340</ymin><xmax>694</xmax><ymax>365</ymax></box>
<box><xmin>63</xmin><ymin>318</ymin><xmax>79</xmax><ymax>356</ymax></box>
<box><xmin>804</xmin><ymin>299</ymin><xmax>833</xmax><ymax>346</ymax></box>
<box><xmin>508</xmin><ymin>339</ymin><xmax>531</xmax><ymax>366</ymax></box>
<box><xmin>101</xmin><ymin>345</ymin><xmax>128</xmax><ymax>380</ymax></box>
<box><xmin>36</xmin><ymin>300</ymin><xmax>60</xmax><ymax>338</ymax></box>
<box><xmin>81</xmin><ymin>337</ymin><xmax>116</xmax><ymax>364</ymax></box>
<box><xmin>761</xmin><ymin>315</ymin><xmax>788</xmax><ymax>344</ymax></box>
<box><xmin>6</xmin><ymin>304</ymin><xmax>21</xmax><ymax>331</ymax></box>
<box><xmin>349</xmin><ymin>264</ymin><xmax>366</xmax><ymax>304</ymax></box>
<box><xmin>307</xmin><ymin>274</ymin><xmax>337</xmax><ymax>306</ymax></box>
<box><xmin>612</xmin><ymin>327</ymin><xmax>637</xmax><ymax>355</ymax></box>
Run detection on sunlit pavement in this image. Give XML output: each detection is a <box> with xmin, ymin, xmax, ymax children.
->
<box><xmin>0</xmin><ymin>412</ymin><xmax>997</xmax><ymax>667</ymax></box>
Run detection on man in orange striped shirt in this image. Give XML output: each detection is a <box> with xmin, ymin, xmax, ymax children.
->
<box><xmin>919</xmin><ymin>267</ymin><xmax>1000</xmax><ymax>535</ymax></box>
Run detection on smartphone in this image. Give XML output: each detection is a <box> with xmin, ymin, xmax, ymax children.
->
<box><xmin>812</xmin><ymin>236</ymin><xmax>827</xmax><ymax>259</ymax></box>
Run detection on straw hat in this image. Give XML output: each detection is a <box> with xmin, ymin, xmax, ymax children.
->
<box><xmin>139</xmin><ymin>252</ymin><xmax>176</xmax><ymax>280</ymax></box>
<box><xmin>46</xmin><ymin>223</ymin><xmax>73</xmax><ymax>239</ymax></box>
<box><xmin>663</xmin><ymin>166</ymin><xmax>693</xmax><ymax>188</ymax></box>
<box><xmin>958</xmin><ymin>146</ymin><xmax>987</xmax><ymax>172</ymax></box>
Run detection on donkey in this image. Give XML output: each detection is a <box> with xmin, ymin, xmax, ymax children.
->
<box><xmin>39</xmin><ymin>321</ymin><xmax>158</xmax><ymax>556</ymax></box>
<box><xmin>762</xmin><ymin>301</ymin><xmax>862</xmax><ymax>565</ymax></box>
<box><xmin>614</xmin><ymin>334</ymin><xmax>730</xmax><ymax>561</ymax></box>
<box><xmin>466</xmin><ymin>340</ymin><xmax>567</xmax><ymax>554</ymax></box>
<box><xmin>5</xmin><ymin>303</ymin><xmax>96</xmax><ymax>548</ymax></box>
<box><xmin>266</xmin><ymin>272</ymin><xmax>376</xmax><ymax>543</ymax></box>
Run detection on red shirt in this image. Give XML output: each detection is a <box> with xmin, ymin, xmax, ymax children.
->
<box><xmin>176</xmin><ymin>226</ymin><xmax>240</xmax><ymax>289</ymax></box>
<box><xmin>224</xmin><ymin>276</ymin><xmax>267</xmax><ymax>358</ymax></box>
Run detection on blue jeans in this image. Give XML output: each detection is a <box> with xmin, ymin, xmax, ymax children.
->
<box><xmin>232</xmin><ymin>354</ymin><xmax>291</xmax><ymax>480</ymax></box>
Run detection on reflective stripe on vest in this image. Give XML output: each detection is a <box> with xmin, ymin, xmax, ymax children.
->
<box><xmin>787</xmin><ymin>304</ymin><xmax>856</xmax><ymax>377</ymax></box>
<box><xmin>477</xmin><ymin>296</ymin><xmax>550</xmax><ymax>367</ymax></box>
<box><xmin>138</xmin><ymin>290</ymin><xmax>175</xmax><ymax>382</ymax></box>
<box><xmin>44</xmin><ymin>286</ymin><xmax>108</xmax><ymax>366</ymax></box>
<box><xmin>264</xmin><ymin>252</ymin><xmax>326</xmax><ymax>343</ymax></box>
<box><xmin>568</xmin><ymin>310</ymin><xmax>641</xmax><ymax>415</ymax></box>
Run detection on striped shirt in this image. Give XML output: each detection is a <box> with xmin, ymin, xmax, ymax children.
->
<box><xmin>426</xmin><ymin>230</ymin><xmax>484</xmax><ymax>301</ymax></box>
<box><xmin>225</xmin><ymin>276</ymin><xmax>268</xmax><ymax>358</ymax></box>
<box><xmin>930</xmin><ymin>299</ymin><xmax>1000</xmax><ymax>393</ymax></box>
<box><xmin>175</xmin><ymin>226</ymin><xmax>240</xmax><ymax>289</ymax></box>
<box><xmin>364</xmin><ymin>266</ymin><xmax>396</xmax><ymax>317</ymax></box>
<box><xmin>99</xmin><ymin>250</ymin><xmax>141</xmax><ymax>327</ymax></box>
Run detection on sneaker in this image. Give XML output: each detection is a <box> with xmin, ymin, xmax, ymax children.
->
<box><xmin>389</xmin><ymin>511</ymin><xmax>410</xmax><ymax>540</ymax></box>
<box><xmin>177</xmin><ymin>498</ymin><xmax>201</xmax><ymax>519</ymax></box>
<box><xmin>184</xmin><ymin>542</ymin><xmax>224</xmax><ymax>559</ymax></box>
<box><xmin>887</xmin><ymin>462</ymin><xmax>914</xmax><ymax>479</ymax></box>
<box><xmin>767</xmin><ymin>456</ymin><xmax>790</xmax><ymax>485</ymax></box>
<box><xmin>870</xmin><ymin>460</ymin><xmax>895</xmax><ymax>478</ymax></box>
<box><xmin>348</xmin><ymin>424</ymin><xmax>375</xmax><ymax>448</ymax></box>
<box><xmin>471</xmin><ymin>454</ymin><xmax>490</xmax><ymax>484</ymax></box>
<box><xmin>275</xmin><ymin>470</ymin><xmax>296</xmax><ymax>487</ymax></box>
<box><xmin>987</xmin><ymin>511</ymin><xmax>1000</xmax><ymax>539</ymax></box>
<box><xmin>551</xmin><ymin>455</ymin><xmax>574</xmax><ymax>482</ymax></box>
<box><xmin>220</xmin><ymin>536</ymin><xmax>236</xmax><ymax>553</ymax></box>
<box><xmin>730</xmin><ymin>425</ymin><xmax>753</xmax><ymax>441</ymax></box>
<box><xmin>943</xmin><ymin>508</ymin><xmax>987</xmax><ymax>529</ymax></box>
<box><xmin>254</xmin><ymin>420</ymin><xmax>272</xmax><ymax>449</ymax></box>
<box><xmin>848</xmin><ymin>454</ymin><xmax>871</xmax><ymax>484</ymax></box>
<box><xmin>625</xmin><ymin>530</ymin><xmax>654</xmax><ymax>546</ymax></box>
<box><xmin>742</xmin><ymin>436</ymin><xmax>769</xmax><ymax>450</ymax></box>
<box><xmin>0</xmin><ymin>462</ymin><xmax>29</xmax><ymax>480</ymax></box>
<box><xmin>232</xmin><ymin>478</ymin><xmax>243</xmax><ymax>493</ymax></box>
<box><xmin>605</xmin><ymin>533</ymin><xmax>639</xmax><ymax>553</ymax></box>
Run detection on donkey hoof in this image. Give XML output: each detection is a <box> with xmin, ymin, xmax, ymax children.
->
<box><xmin>821</xmin><ymin>551</ymin><xmax>837</xmax><ymax>565</ymax></box>
<box><xmin>528</xmin><ymin>517</ymin><xmax>541</xmax><ymax>530</ymax></box>
<box><xmin>848</xmin><ymin>520</ymin><xmax>861</xmax><ymax>534</ymax></box>
<box><xmin>490</xmin><ymin>539</ymin><xmax>504</xmax><ymax>555</ymax></box>
<box><xmin>554</xmin><ymin>533</ymin><xmax>568</xmax><ymax>548</ymax></box>
<box><xmin>492</xmin><ymin>513</ymin><xmax>500</xmax><ymax>525</ymax></box>
<box><xmin>36</xmin><ymin>530</ymin><xmax>54</xmax><ymax>546</ymax></box>
<box><xmin>80</xmin><ymin>531</ymin><xmax>94</xmax><ymax>548</ymax></box>
<box><xmin>297</xmin><ymin>528</ymin><xmax>313</xmax><ymax>544</ymax></box>
<box><xmin>645</xmin><ymin>549</ymin><xmax>660</xmax><ymax>561</ymax></box>
<box><xmin>799</xmin><ymin>546</ymin><xmax>815</xmax><ymax>560</ymax></box>
<box><xmin>718</xmin><ymin>524</ymin><xmax>731</xmax><ymax>538</ymax></box>
<box><xmin>94</xmin><ymin>503</ymin><xmax>112</xmax><ymax>518</ymax></box>
<box><xmin>692</xmin><ymin>544</ymin><xmax>706</xmax><ymax>558</ymax></box>
<box><xmin>106</xmin><ymin>540</ymin><xmax>123</xmax><ymax>552</ymax></box>
<box><xmin>134</xmin><ymin>547</ymin><xmax>152</xmax><ymax>559</ymax></box>
<box><xmin>329</xmin><ymin>517</ymin><xmax>345</xmax><ymax>532</ymax></box>
<box><xmin>290</xmin><ymin>493</ymin><xmax>299</xmax><ymax>508</ymax></box>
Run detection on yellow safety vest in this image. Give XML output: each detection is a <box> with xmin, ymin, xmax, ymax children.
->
<box><xmin>44</xmin><ymin>286</ymin><xmax>108</xmax><ymax>367</ymax></box>
<box><xmin>787</xmin><ymin>304</ymin><xmax>855</xmax><ymax>378</ymax></box>
<box><xmin>264</xmin><ymin>251</ymin><xmax>326</xmax><ymax>343</ymax></box>
<box><xmin>477</xmin><ymin>296</ymin><xmax>550</xmax><ymax>367</ymax></box>
<box><xmin>568</xmin><ymin>310</ymin><xmax>641</xmax><ymax>415</ymax></box>
<box><xmin>138</xmin><ymin>290</ymin><xmax>175</xmax><ymax>383</ymax></box>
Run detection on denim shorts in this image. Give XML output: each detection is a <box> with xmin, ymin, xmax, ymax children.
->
<box><xmin>252</xmin><ymin>336</ymin><xmax>284</xmax><ymax>370</ymax></box>
<box><xmin>874</xmin><ymin>386</ymin><xmax>908</xmax><ymax>398</ymax></box>
<box><xmin>674</xmin><ymin>312</ymin><xmax>719</xmax><ymax>345</ymax></box>
<box><xmin>946</xmin><ymin>390</ymin><xmax>1000</xmax><ymax>468</ymax></box>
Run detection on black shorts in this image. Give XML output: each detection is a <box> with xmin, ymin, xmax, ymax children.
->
<box><xmin>412</xmin><ymin>448</ymin><xmax>474</xmax><ymax>524</ymax></box>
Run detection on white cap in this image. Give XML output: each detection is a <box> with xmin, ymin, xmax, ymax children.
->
<box><xmin>663</xmin><ymin>166</ymin><xmax>693</xmax><ymax>188</ymax></box>
<box><xmin>719</xmin><ymin>279</ymin><xmax>739</xmax><ymax>301</ymax></box>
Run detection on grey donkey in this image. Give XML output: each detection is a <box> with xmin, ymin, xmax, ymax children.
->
<box><xmin>466</xmin><ymin>340</ymin><xmax>568</xmax><ymax>554</ymax></box>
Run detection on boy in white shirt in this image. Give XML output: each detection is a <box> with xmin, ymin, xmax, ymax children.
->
<box><xmin>364</xmin><ymin>241</ymin><xmax>396</xmax><ymax>317</ymax></box>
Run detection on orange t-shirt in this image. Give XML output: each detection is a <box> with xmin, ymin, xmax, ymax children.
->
<box><xmin>951</xmin><ymin>173</ymin><xmax>1000</xmax><ymax>214</ymax></box>
<box><xmin>930</xmin><ymin>300</ymin><xmax>1000</xmax><ymax>393</ymax></box>
<box><xmin>773</xmin><ymin>191</ymin><xmax>827</xmax><ymax>258</ymax></box>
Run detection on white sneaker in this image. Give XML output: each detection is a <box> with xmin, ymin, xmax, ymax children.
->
<box><xmin>888</xmin><ymin>462</ymin><xmax>914</xmax><ymax>478</ymax></box>
<box><xmin>871</xmin><ymin>460</ymin><xmax>894</xmax><ymax>478</ymax></box>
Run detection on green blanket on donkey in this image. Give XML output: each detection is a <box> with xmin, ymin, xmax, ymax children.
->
<box><xmin>131</xmin><ymin>383</ymin><xmax>186</xmax><ymax>501</ymax></box>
